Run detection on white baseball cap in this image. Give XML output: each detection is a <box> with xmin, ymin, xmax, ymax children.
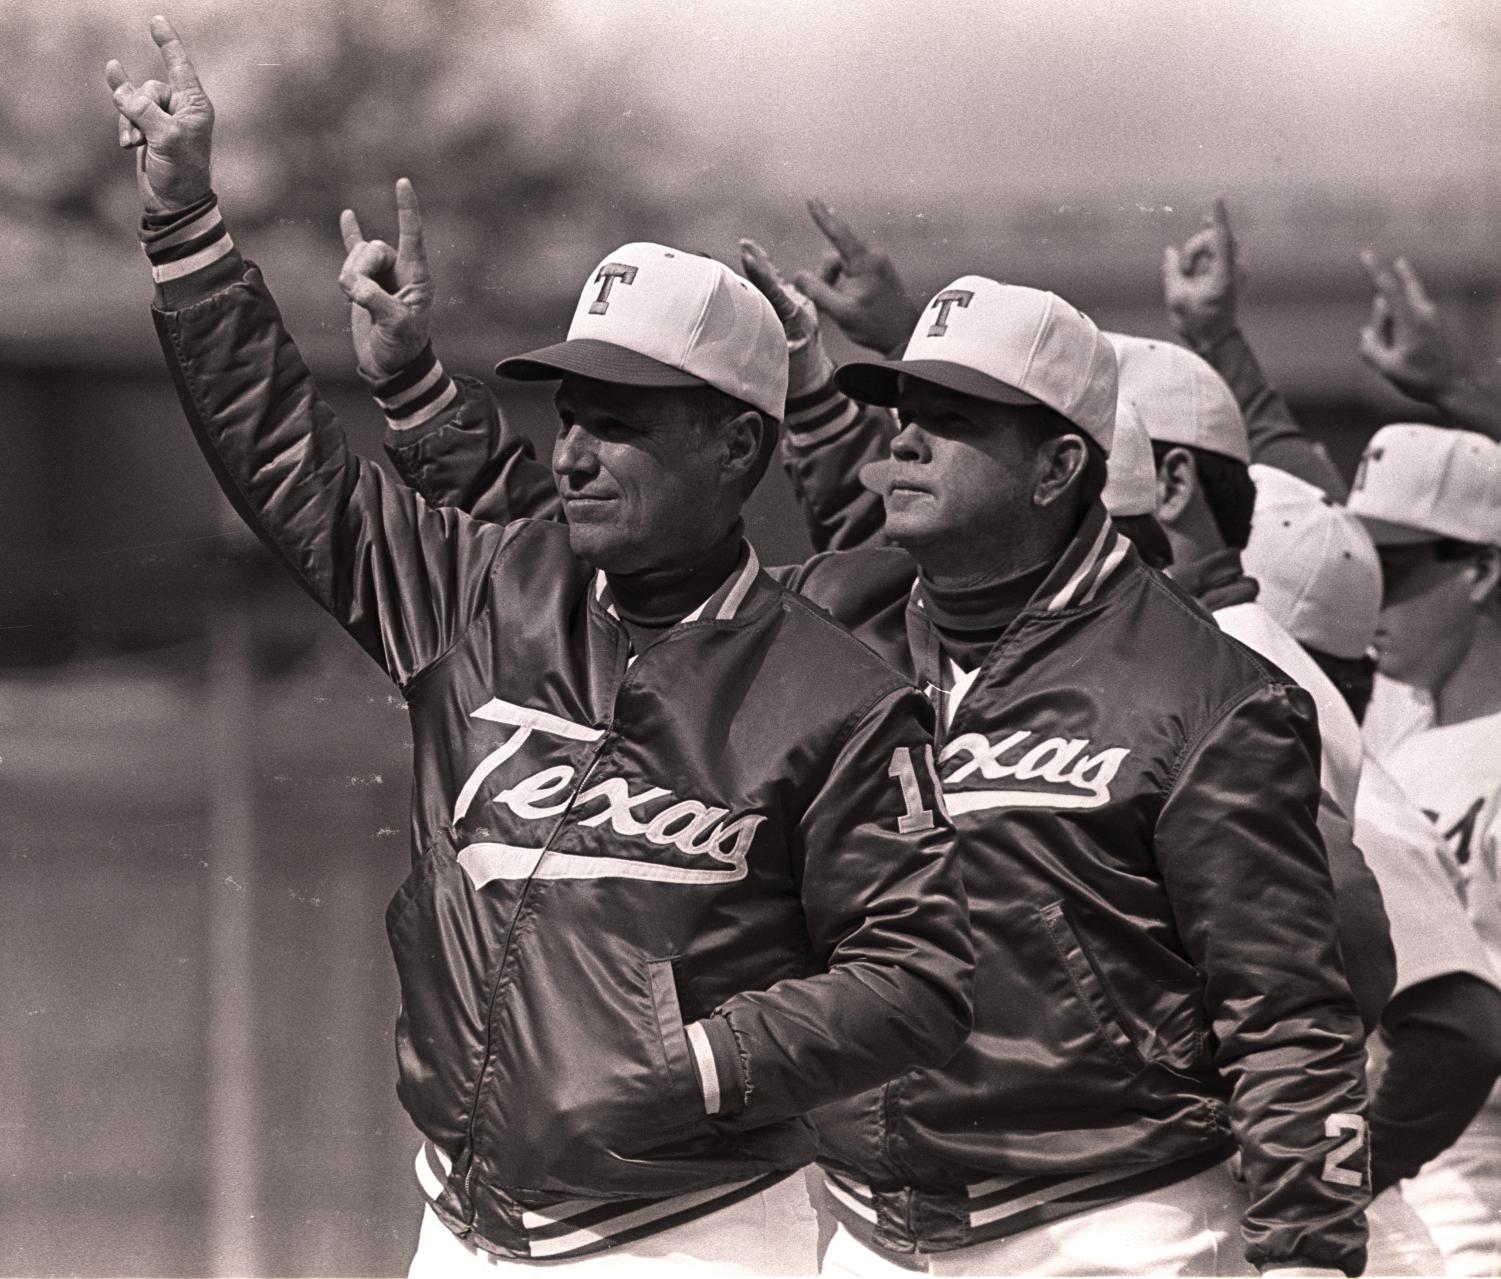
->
<box><xmin>1107</xmin><ymin>334</ymin><xmax>1249</xmax><ymax>465</ymax></box>
<box><xmin>836</xmin><ymin>277</ymin><xmax>1117</xmax><ymax>451</ymax></box>
<box><xmin>1102</xmin><ymin>399</ymin><xmax>1158</xmax><ymax>518</ymax></box>
<box><xmin>496</xmin><ymin>242</ymin><xmax>788</xmax><ymax>420</ymax></box>
<box><xmin>1243</xmin><ymin>464</ymin><xmax>1381</xmax><ymax>660</ymax></box>
<box><xmin>1346</xmin><ymin>423</ymin><xmax>1501</xmax><ymax>547</ymax></box>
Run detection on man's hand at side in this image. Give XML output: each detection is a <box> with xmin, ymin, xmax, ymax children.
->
<box><xmin>796</xmin><ymin>200</ymin><xmax>919</xmax><ymax>356</ymax></box>
<box><xmin>105</xmin><ymin>16</ymin><xmax>214</xmax><ymax>216</ymax></box>
<box><xmin>339</xmin><ymin>178</ymin><xmax>435</xmax><ymax>380</ymax></box>
<box><xmin>1163</xmin><ymin>198</ymin><xmax>1240</xmax><ymax>350</ymax></box>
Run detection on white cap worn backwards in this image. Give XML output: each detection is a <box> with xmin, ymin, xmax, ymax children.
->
<box><xmin>1245</xmin><ymin>464</ymin><xmax>1382</xmax><ymax>661</ymax></box>
<box><xmin>1103</xmin><ymin>399</ymin><xmax>1159</xmax><ymax>518</ymax></box>
<box><xmin>1108</xmin><ymin>334</ymin><xmax>1250</xmax><ymax>465</ymax></box>
<box><xmin>836</xmin><ymin>277</ymin><xmax>1118</xmax><ymax>451</ymax></box>
<box><xmin>496</xmin><ymin>243</ymin><xmax>789</xmax><ymax>421</ymax></box>
<box><xmin>1346</xmin><ymin>423</ymin><xmax>1501</xmax><ymax>548</ymax></box>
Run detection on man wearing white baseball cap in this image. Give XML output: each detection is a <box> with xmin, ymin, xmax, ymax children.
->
<box><xmin>107</xmin><ymin>28</ymin><xmax>977</xmax><ymax>1277</ymax></box>
<box><xmin>380</xmin><ymin>199</ymin><xmax>1375</xmax><ymax>1273</ymax></box>
<box><xmin>1344</xmin><ymin>423</ymin><xmax>1501</xmax><ymax>1275</ymax></box>
<box><xmin>1245</xmin><ymin>466</ymin><xmax>1501</xmax><ymax>1274</ymax></box>
<box><xmin>770</xmin><ymin>263</ymin><xmax>1369</xmax><ymax>1278</ymax></box>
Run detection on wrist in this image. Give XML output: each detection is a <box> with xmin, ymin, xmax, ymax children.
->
<box><xmin>361</xmin><ymin>342</ymin><xmax>459</xmax><ymax>431</ymax></box>
<box><xmin>1177</xmin><ymin>319</ymin><xmax>1240</xmax><ymax>355</ymax></box>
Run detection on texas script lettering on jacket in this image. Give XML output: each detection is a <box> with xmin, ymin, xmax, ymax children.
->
<box><xmin>939</xmin><ymin>727</ymin><xmax>1131</xmax><ymax>813</ymax></box>
<box><xmin>451</xmin><ymin>698</ymin><xmax>766</xmax><ymax>888</ymax></box>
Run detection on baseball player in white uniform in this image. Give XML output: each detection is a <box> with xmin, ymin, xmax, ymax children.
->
<box><xmin>1347</xmin><ymin>425</ymin><xmax>1501</xmax><ymax>1275</ymax></box>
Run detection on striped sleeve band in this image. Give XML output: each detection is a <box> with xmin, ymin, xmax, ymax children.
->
<box><xmin>784</xmin><ymin>372</ymin><xmax>859</xmax><ymax>446</ymax></box>
<box><xmin>685</xmin><ymin>1014</ymin><xmax>745</xmax><ymax>1116</ymax></box>
<box><xmin>365</xmin><ymin>343</ymin><xmax>460</xmax><ymax>431</ymax></box>
<box><xmin>143</xmin><ymin>201</ymin><xmax>234</xmax><ymax>284</ymax></box>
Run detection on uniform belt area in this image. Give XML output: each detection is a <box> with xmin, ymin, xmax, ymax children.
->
<box><xmin>416</xmin><ymin>1139</ymin><xmax>793</xmax><ymax>1261</ymax></box>
<box><xmin>820</xmin><ymin>1144</ymin><xmax>1234</xmax><ymax>1259</ymax></box>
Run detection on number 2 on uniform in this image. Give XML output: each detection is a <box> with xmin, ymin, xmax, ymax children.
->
<box><xmin>889</xmin><ymin>745</ymin><xmax>941</xmax><ymax>834</ymax></box>
<box><xmin>1322</xmin><ymin>1113</ymin><xmax>1367</xmax><ymax>1187</ymax></box>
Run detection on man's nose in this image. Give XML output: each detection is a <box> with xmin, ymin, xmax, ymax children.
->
<box><xmin>553</xmin><ymin>422</ymin><xmax>597</xmax><ymax>478</ymax></box>
<box><xmin>890</xmin><ymin>420</ymin><xmax>930</xmax><ymax>463</ymax></box>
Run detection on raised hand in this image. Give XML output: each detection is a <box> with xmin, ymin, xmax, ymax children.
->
<box><xmin>1358</xmin><ymin>252</ymin><xmax>1466</xmax><ymax>402</ymax></box>
<box><xmin>740</xmin><ymin>238</ymin><xmax>829</xmax><ymax>394</ymax></box>
<box><xmin>105</xmin><ymin>16</ymin><xmax>214</xmax><ymax>216</ymax></box>
<box><xmin>338</xmin><ymin>179</ymin><xmax>435</xmax><ymax>379</ymax></box>
<box><xmin>796</xmin><ymin>200</ymin><xmax>920</xmax><ymax>355</ymax></box>
<box><xmin>1162</xmin><ymin>199</ymin><xmax>1241</xmax><ymax>349</ymax></box>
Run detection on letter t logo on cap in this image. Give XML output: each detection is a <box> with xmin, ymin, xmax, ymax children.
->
<box><xmin>590</xmin><ymin>263</ymin><xmax>639</xmax><ymax>315</ymax></box>
<box><xmin>926</xmin><ymin>288</ymin><xmax>975</xmax><ymax>337</ymax></box>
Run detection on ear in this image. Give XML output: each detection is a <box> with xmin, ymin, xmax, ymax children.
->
<box><xmin>1033</xmin><ymin>433</ymin><xmax>1089</xmax><ymax>509</ymax></box>
<box><xmin>715</xmin><ymin>409</ymin><xmax>766</xmax><ymax>491</ymax></box>
<box><xmin>1468</xmin><ymin>546</ymin><xmax>1501</xmax><ymax>607</ymax></box>
<box><xmin>1154</xmin><ymin>446</ymin><xmax>1197</xmax><ymax>527</ymax></box>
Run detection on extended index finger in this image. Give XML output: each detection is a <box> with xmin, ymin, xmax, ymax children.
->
<box><xmin>150</xmin><ymin>15</ymin><xmax>203</xmax><ymax>93</ymax></box>
<box><xmin>1209</xmin><ymin>198</ymin><xmax>1235</xmax><ymax>264</ymax></box>
<box><xmin>806</xmin><ymin>199</ymin><xmax>867</xmax><ymax>263</ymax></box>
<box><xmin>394</xmin><ymin>178</ymin><xmax>427</xmax><ymax>273</ymax></box>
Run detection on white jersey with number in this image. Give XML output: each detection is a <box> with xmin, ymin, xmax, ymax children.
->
<box><xmin>1383</xmin><ymin>711</ymin><xmax>1501</xmax><ymax>975</ymax></box>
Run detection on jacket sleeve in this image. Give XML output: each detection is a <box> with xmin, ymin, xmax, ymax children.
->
<box><xmin>1317</xmin><ymin>789</ymin><xmax>1397</xmax><ymax>1034</ymax></box>
<box><xmin>373</xmin><ymin>355</ymin><xmax>564</xmax><ymax>527</ymax></box>
<box><xmin>690</xmin><ymin>683</ymin><xmax>974</xmax><ymax>1125</ymax></box>
<box><xmin>1370</xmin><ymin>973</ymin><xmax>1501</xmax><ymax>1194</ymax></box>
<box><xmin>1195</xmin><ymin>328</ymin><xmax>1348</xmax><ymax>500</ymax></box>
<box><xmin>148</xmin><ymin>221</ymin><xmax>506</xmax><ymax>688</ymax></box>
<box><xmin>1155</xmin><ymin>680</ymin><xmax>1370</xmax><ymax>1276</ymax></box>
<box><xmin>780</xmin><ymin>373</ymin><xmax>895</xmax><ymax>552</ymax></box>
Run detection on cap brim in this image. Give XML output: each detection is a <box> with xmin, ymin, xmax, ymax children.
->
<box><xmin>496</xmin><ymin>338</ymin><xmax>708</xmax><ymax>390</ymax></box>
<box><xmin>835</xmin><ymin>358</ymin><xmax>1043</xmax><ymax>409</ymax></box>
<box><xmin>1353</xmin><ymin>514</ymin><xmax>1442</xmax><ymax>547</ymax></box>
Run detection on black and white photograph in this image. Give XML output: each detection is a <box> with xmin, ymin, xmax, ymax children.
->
<box><xmin>4</xmin><ymin>2</ymin><xmax>1501</xmax><ymax>1275</ymax></box>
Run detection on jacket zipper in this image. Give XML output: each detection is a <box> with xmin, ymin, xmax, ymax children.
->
<box><xmin>458</xmin><ymin>736</ymin><xmax>612</xmax><ymax>1228</ymax></box>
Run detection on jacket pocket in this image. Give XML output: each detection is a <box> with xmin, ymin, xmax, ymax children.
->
<box><xmin>1038</xmin><ymin>901</ymin><xmax>1146</xmax><ymax>1074</ymax></box>
<box><xmin>646</xmin><ymin>958</ymin><xmax>703</xmax><ymax>1115</ymax></box>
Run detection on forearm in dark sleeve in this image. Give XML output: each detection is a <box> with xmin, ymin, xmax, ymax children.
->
<box><xmin>1155</xmin><ymin>683</ymin><xmax>1370</xmax><ymax>1275</ymax></box>
<box><xmin>780</xmin><ymin>374</ymin><xmax>893</xmax><ymax>552</ymax></box>
<box><xmin>145</xmin><ymin>196</ymin><xmax>504</xmax><ymax>684</ymax></box>
<box><xmin>1197</xmin><ymin>328</ymin><xmax>1348</xmax><ymax>500</ymax></box>
<box><xmin>379</xmin><ymin>365</ymin><xmax>563</xmax><ymax>526</ymax></box>
<box><xmin>1371</xmin><ymin>973</ymin><xmax>1501</xmax><ymax>1194</ymax></box>
<box><xmin>710</xmin><ymin>687</ymin><xmax>973</xmax><ymax>1124</ymax></box>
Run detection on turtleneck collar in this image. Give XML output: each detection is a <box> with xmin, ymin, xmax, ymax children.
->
<box><xmin>604</xmin><ymin>519</ymin><xmax>747</xmax><ymax>650</ymax></box>
<box><xmin>917</xmin><ymin>558</ymin><xmax>1054</xmax><ymax>671</ymax></box>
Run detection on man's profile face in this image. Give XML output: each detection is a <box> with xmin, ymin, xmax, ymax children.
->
<box><xmin>551</xmin><ymin>375</ymin><xmax>734</xmax><ymax>575</ymax></box>
<box><xmin>1372</xmin><ymin>541</ymin><xmax>1479</xmax><ymax>689</ymax></box>
<box><xmin>861</xmin><ymin>380</ymin><xmax>1040</xmax><ymax>554</ymax></box>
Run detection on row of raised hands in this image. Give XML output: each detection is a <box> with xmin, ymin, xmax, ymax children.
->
<box><xmin>104</xmin><ymin>17</ymin><xmax>1499</xmax><ymax>436</ymax></box>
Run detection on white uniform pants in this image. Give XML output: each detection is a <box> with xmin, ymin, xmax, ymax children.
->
<box><xmin>407</xmin><ymin>1172</ymin><xmax>820</xmax><ymax>1277</ymax></box>
<box><xmin>820</xmin><ymin>1160</ymin><xmax>1256</xmax><ymax>1277</ymax></box>
<box><xmin>1401</xmin><ymin>1092</ymin><xmax>1501</xmax><ymax>1276</ymax></box>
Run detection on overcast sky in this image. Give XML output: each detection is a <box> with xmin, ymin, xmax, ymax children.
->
<box><xmin>552</xmin><ymin>0</ymin><xmax>1500</xmax><ymax>207</ymax></box>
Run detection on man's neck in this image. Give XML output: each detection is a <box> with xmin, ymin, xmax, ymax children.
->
<box><xmin>1435</xmin><ymin>612</ymin><xmax>1501</xmax><ymax>727</ymax></box>
<box><xmin>905</xmin><ymin>516</ymin><xmax>1070</xmax><ymax>590</ymax></box>
<box><xmin>604</xmin><ymin>520</ymin><xmax>745</xmax><ymax>648</ymax></box>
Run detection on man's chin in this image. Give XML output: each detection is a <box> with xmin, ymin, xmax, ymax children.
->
<box><xmin>566</xmin><ymin>523</ymin><xmax>635</xmax><ymax>574</ymax></box>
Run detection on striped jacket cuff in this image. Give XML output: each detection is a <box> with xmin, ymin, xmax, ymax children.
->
<box><xmin>361</xmin><ymin>343</ymin><xmax>461</xmax><ymax>431</ymax></box>
<box><xmin>685</xmin><ymin>1015</ymin><xmax>745</xmax><ymax>1116</ymax></box>
<box><xmin>784</xmin><ymin>372</ymin><xmax>859</xmax><ymax>447</ymax></box>
<box><xmin>141</xmin><ymin>192</ymin><xmax>242</xmax><ymax>308</ymax></box>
